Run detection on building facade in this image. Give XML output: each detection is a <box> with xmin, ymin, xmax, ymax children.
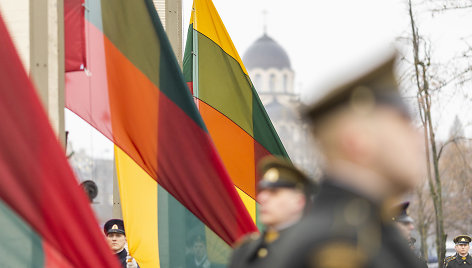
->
<box><xmin>242</xmin><ymin>33</ymin><xmax>319</xmax><ymax>177</ymax></box>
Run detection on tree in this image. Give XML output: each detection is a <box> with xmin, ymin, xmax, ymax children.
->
<box><xmin>405</xmin><ymin>0</ymin><xmax>447</xmax><ymax>262</ymax></box>
<box><xmin>400</xmin><ymin>0</ymin><xmax>472</xmax><ymax>263</ymax></box>
<box><xmin>440</xmin><ymin>118</ymin><xmax>472</xmax><ymax>236</ymax></box>
<box><xmin>430</xmin><ymin>1</ymin><xmax>472</xmax><ymax>86</ymax></box>
<box><xmin>448</xmin><ymin>115</ymin><xmax>464</xmax><ymax>139</ymax></box>
<box><xmin>430</xmin><ymin>0</ymin><xmax>472</xmax><ymax>11</ymax></box>
<box><xmin>409</xmin><ymin>179</ymin><xmax>435</xmax><ymax>260</ymax></box>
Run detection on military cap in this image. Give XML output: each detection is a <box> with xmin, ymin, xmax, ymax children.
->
<box><xmin>302</xmin><ymin>47</ymin><xmax>409</xmax><ymax>122</ymax></box>
<box><xmin>392</xmin><ymin>201</ymin><xmax>414</xmax><ymax>223</ymax></box>
<box><xmin>257</xmin><ymin>156</ymin><xmax>313</xmax><ymax>194</ymax></box>
<box><xmin>453</xmin><ymin>235</ymin><xmax>472</xmax><ymax>245</ymax></box>
<box><xmin>104</xmin><ymin>219</ymin><xmax>125</xmax><ymax>236</ymax></box>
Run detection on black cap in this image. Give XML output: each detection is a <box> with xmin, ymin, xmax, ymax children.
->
<box><xmin>303</xmin><ymin>48</ymin><xmax>409</xmax><ymax>123</ymax></box>
<box><xmin>257</xmin><ymin>156</ymin><xmax>314</xmax><ymax>195</ymax></box>
<box><xmin>392</xmin><ymin>201</ymin><xmax>414</xmax><ymax>223</ymax></box>
<box><xmin>453</xmin><ymin>235</ymin><xmax>472</xmax><ymax>245</ymax></box>
<box><xmin>104</xmin><ymin>219</ymin><xmax>125</xmax><ymax>236</ymax></box>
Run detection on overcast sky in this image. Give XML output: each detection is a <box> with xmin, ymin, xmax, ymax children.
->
<box><xmin>66</xmin><ymin>0</ymin><xmax>472</xmax><ymax>158</ymax></box>
<box><xmin>183</xmin><ymin>0</ymin><xmax>407</xmax><ymax>96</ymax></box>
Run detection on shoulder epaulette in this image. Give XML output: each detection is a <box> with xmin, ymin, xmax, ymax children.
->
<box><xmin>233</xmin><ymin>232</ymin><xmax>260</xmax><ymax>249</ymax></box>
<box><xmin>444</xmin><ymin>255</ymin><xmax>456</xmax><ymax>265</ymax></box>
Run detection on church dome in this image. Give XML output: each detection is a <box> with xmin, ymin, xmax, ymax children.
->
<box><xmin>243</xmin><ymin>34</ymin><xmax>291</xmax><ymax>70</ymax></box>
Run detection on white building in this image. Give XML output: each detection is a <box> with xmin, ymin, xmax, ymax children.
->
<box><xmin>243</xmin><ymin>33</ymin><xmax>319</xmax><ymax>177</ymax></box>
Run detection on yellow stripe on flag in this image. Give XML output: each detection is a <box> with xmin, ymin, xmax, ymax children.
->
<box><xmin>190</xmin><ymin>0</ymin><xmax>248</xmax><ymax>75</ymax></box>
<box><xmin>236</xmin><ymin>187</ymin><xmax>256</xmax><ymax>223</ymax></box>
<box><xmin>115</xmin><ymin>146</ymin><xmax>160</xmax><ymax>268</ymax></box>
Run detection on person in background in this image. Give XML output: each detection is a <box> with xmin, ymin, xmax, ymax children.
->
<box><xmin>444</xmin><ymin>235</ymin><xmax>472</xmax><ymax>268</ymax></box>
<box><xmin>228</xmin><ymin>156</ymin><xmax>316</xmax><ymax>268</ymax></box>
<box><xmin>186</xmin><ymin>235</ymin><xmax>212</xmax><ymax>268</ymax></box>
<box><xmin>392</xmin><ymin>201</ymin><xmax>427</xmax><ymax>267</ymax></box>
<box><xmin>276</xmin><ymin>48</ymin><xmax>427</xmax><ymax>268</ymax></box>
<box><xmin>104</xmin><ymin>219</ymin><xmax>139</xmax><ymax>268</ymax></box>
<box><xmin>392</xmin><ymin>202</ymin><xmax>415</xmax><ymax>246</ymax></box>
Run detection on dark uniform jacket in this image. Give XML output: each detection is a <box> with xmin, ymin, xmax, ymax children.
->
<box><xmin>115</xmin><ymin>248</ymin><xmax>140</xmax><ymax>268</ymax></box>
<box><xmin>444</xmin><ymin>253</ymin><xmax>472</xmax><ymax>267</ymax></box>
<box><xmin>229</xmin><ymin>225</ymin><xmax>297</xmax><ymax>268</ymax></box>
<box><xmin>275</xmin><ymin>179</ymin><xmax>426</xmax><ymax>268</ymax></box>
<box><xmin>116</xmin><ymin>248</ymin><xmax>128</xmax><ymax>268</ymax></box>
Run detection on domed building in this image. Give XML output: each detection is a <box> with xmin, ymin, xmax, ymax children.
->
<box><xmin>243</xmin><ymin>33</ymin><xmax>295</xmax><ymax>105</ymax></box>
<box><xmin>243</xmin><ymin>33</ymin><xmax>318</xmax><ymax>177</ymax></box>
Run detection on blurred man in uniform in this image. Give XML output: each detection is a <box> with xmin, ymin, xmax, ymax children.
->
<box><xmin>444</xmin><ymin>235</ymin><xmax>472</xmax><ymax>268</ymax></box>
<box><xmin>392</xmin><ymin>202</ymin><xmax>415</xmax><ymax>247</ymax></box>
<box><xmin>277</xmin><ymin>48</ymin><xmax>427</xmax><ymax>268</ymax></box>
<box><xmin>392</xmin><ymin>202</ymin><xmax>428</xmax><ymax>267</ymax></box>
<box><xmin>104</xmin><ymin>219</ymin><xmax>139</xmax><ymax>268</ymax></box>
<box><xmin>186</xmin><ymin>235</ymin><xmax>212</xmax><ymax>268</ymax></box>
<box><xmin>228</xmin><ymin>157</ymin><xmax>315</xmax><ymax>268</ymax></box>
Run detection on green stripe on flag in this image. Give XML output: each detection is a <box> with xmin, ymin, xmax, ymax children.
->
<box><xmin>183</xmin><ymin>25</ymin><xmax>194</xmax><ymax>83</ymax></box>
<box><xmin>97</xmin><ymin>0</ymin><xmax>207</xmax><ymax>130</ymax></box>
<box><xmin>196</xmin><ymin>30</ymin><xmax>254</xmax><ymax>136</ymax></box>
<box><xmin>158</xmin><ymin>186</ymin><xmax>231</xmax><ymax>267</ymax></box>
<box><xmin>144</xmin><ymin>0</ymin><xmax>207</xmax><ymax>129</ymax></box>
<box><xmin>0</xmin><ymin>201</ymin><xmax>44</xmax><ymax>268</ymax></box>
<box><xmin>252</xmin><ymin>90</ymin><xmax>289</xmax><ymax>156</ymax></box>
<box><xmin>100</xmin><ymin>0</ymin><xmax>161</xmax><ymax>87</ymax></box>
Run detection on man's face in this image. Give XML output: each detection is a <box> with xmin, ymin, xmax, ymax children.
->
<box><xmin>371</xmin><ymin>107</ymin><xmax>425</xmax><ymax>191</ymax></box>
<box><xmin>193</xmin><ymin>241</ymin><xmax>206</xmax><ymax>260</ymax></box>
<box><xmin>257</xmin><ymin>187</ymin><xmax>305</xmax><ymax>228</ymax></box>
<box><xmin>456</xmin><ymin>243</ymin><xmax>470</xmax><ymax>256</ymax></box>
<box><xmin>394</xmin><ymin>221</ymin><xmax>414</xmax><ymax>240</ymax></box>
<box><xmin>106</xmin><ymin>232</ymin><xmax>126</xmax><ymax>253</ymax></box>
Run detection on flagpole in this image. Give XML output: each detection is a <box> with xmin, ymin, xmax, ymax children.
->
<box><xmin>112</xmin><ymin>159</ymin><xmax>123</xmax><ymax>219</ymax></box>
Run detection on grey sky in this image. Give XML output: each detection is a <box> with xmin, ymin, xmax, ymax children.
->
<box><xmin>66</xmin><ymin>0</ymin><xmax>472</xmax><ymax>158</ymax></box>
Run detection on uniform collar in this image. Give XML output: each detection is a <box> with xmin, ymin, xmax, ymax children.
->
<box><xmin>456</xmin><ymin>253</ymin><xmax>472</xmax><ymax>263</ymax></box>
<box><xmin>116</xmin><ymin>248</ymin><xmax>127</xmax><ymax>258</ymax></box>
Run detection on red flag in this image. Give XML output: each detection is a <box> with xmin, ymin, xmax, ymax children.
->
<box><xmin>64</xmin><ymin>0</ymin><xmax>85</xmax><ymax>71</ymax></box>
<box><xmin>0</xmin><ymin>12</ymin><xmax>120</xmax><ymax>268</ymax></box>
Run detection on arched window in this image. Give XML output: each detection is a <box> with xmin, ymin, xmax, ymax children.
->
<box><xmin>283</xmin><ymin>74</ymin><xmax>288</xmax><ymax>92</ymax></box>
<box><xmin>254</xmin><ymin>74</ymin><xmax>262</xmax><ymax>91</ymax></box>
<box><xmin>269</xmin><ymin>74</ymin><xmax>276</xmax><ymax>92</ymax></box>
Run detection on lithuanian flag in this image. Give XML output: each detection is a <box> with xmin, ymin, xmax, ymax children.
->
<box><xmin>0</xmin><ymin>11</ymin><xmax>120</xmax><ymax>268</ymax></box>
<box><xmin>183</xmin><ymin>0</ymin><xmax>289</xmax><ymax>226</ymax></box>
<box><xmin>65</xmin><ymin>0</ymin><xmax>257</xmax><ymax>266</ymax></box>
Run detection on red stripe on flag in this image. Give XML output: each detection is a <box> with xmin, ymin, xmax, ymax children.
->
<box><xmin>187</xmin><ymin>81</ymin><xmax>193</xmax><ymax>94</ymax></box>
<box><xmin>65</xmin><ymin>20</ymin><xmax>113</xmax><ymax>138</ymax></box>
<box><xmin>0</xmin><ymin>12</ymin><xmax>120</xmax><ymax>268</ymax></box>
<box><xmin>157</xmin><ymin>91</ymin><xmax>258</xmax><ymax>244</ymax></box>
<box><xmin>43</xmin><ymin>240</ymin><xmax>74</xmax><ymax>268</ymax></box>
<box><xmin>64</xmin><ymin>0</ymin><xmax>86</xmax><ymax>72</ymax></box>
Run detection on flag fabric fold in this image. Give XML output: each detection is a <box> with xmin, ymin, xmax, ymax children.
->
<box><xmin>64</xmin><ymin>0</ymin><xmax>85</xmax><ymax>72</ymax></box>
<box><xmin>65</xmin><ymin>0</ymin><xmax>257</xmax><ymax>252</ymax></box>
<box><xmin>0</xmin><ymin>11</ymin><xmax>120</xmax><ymax>268</ymax></box>
<box><xmin>183</xmin><ymin>0</ymin><xmax>289</xmax><ymax>226</ymax></box>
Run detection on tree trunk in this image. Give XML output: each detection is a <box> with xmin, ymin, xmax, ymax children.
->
<box><xmin>408</xmin><ymin>0</ymin><xmax>446</xmax><ymax>263</ymax></box>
